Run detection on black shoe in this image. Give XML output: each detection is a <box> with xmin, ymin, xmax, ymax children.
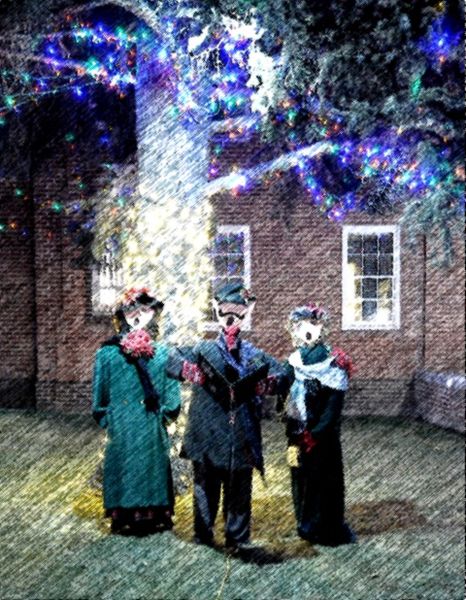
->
<box><xmin>225</xmin><ymin>540</ymin><xmax>261</xmax><ymax>554</ymax></box>
<box><xmin>110</xmin><ymin>519</ymin><xmax>127</xmax><ymax>534</ymax></box>
<box><xmin>194</xmin><ymin>536</ymin><xmax>215</xmax><ymax>547</ymax></box>
<box><xmin>313</xmin><ymin>525</ymin><xmax>358</xmax><ymax>547</ymax></box>
<box><xmin>297</xmin><ymin>528</ymin><xmax>319</xmax><ymax>543</ymax></box>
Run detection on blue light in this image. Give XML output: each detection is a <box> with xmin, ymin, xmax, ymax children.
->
<box><xmin>343</xmin><ymin>193</ymin><xmax>356</xmax><ymax>209</ymax></box>
<box><xmin>157</xmin><ymin>47</ymin><xmax>169</xmax><ymax>62</ymax></box>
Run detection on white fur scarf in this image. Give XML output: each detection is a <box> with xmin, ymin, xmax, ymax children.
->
<box><xmin>287</xmin><ymin>350</ymin><xmax>349</xmax><ymax>424</ymax></box>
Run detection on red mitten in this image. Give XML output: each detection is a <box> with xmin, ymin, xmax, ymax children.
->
<box><xmin>181</xmin><ymin>361</ymin><xmax>206</xmax><ymax>385</ymax></box>
<box><xmin>298</xmin><ymin>430</ymin><xmax>318</xmax><ymax>453</ymax></box>
<box><xmin>331</xmin><ymin>347</ymin><xmax>355</xmax><ymax>378</ymax></box>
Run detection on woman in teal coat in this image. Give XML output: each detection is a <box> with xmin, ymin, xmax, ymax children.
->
<box><xmin>92</xmin><ymin>287</ymin><xmax>181</xmax><ymax>535</ymax></box>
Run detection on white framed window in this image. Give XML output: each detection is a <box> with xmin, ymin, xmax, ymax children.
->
<box><xmin>342</xmin><ymin>225</ymin><xmax>400</xmax><ymax>330</ymax></box>
<box><xmin>205</xmin><ymin>225</ymin><xmax>252</xmax><ymax>330</ymax></box>
<box><xmin>91</xmin><ymin>241</ymin><xmax>124</xmax><ymax>315</ymax></box>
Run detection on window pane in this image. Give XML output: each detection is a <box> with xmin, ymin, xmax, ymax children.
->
<box><xmin>345</xmin><ymin>299</ymin><xmax>363</xmax><ymax>322</ymax></box>
<box><xmin>379</xmin><ymin>255</ymin><xmax>393</xmax><ymax>276</ymax></box>
<box><xmin>213</xmin><ymin>233</ymin><xmax>229</xmax><ymax>254</ymax></box>
<box><xmin>353</xmin><ymin>301</ymin><xmax>363</xmax><ymax>322</ymax></box>
<box><xmin>228</xmin><ymin>255</ymin><xmax>244</xmax><ymax>276</ymax></box>
<box><xmin>377</xmin><ymin>299</ymin><xmax>393</xmax><ymax>324</ymax></box>
<box><xmin>228</xmin><ymin>232</ymin><xmax>244</xmax><ymax>254</ymax></box>
<box><xmin>100</xmin><ymin>287</ymin><xmax>118</xmax><ymax>308</ymax></box>
<box><xmin>211</xmin><ymin>277</ymin><xmax>227</xmax><ymax>296</ymax></box>
<box><xmin>348</xmin><ymin>255</ymin><xmax>363</xmax><ymax>276</ymax></box>
<box><xmin>363</xmin><ymin>235</ymin><xmax>378</xmax><ymax>254</ymax></box>
<box><xmin>363</xmin><ymin>255</ymin><xmax>378</xmax><ymax>275</ymax></box>
<box><xmin>214</xmin><ymin>255</ymin><xmax>229</xmax><ymax>275</ymax></box>
<box><xmin>227</xmin><ymin>276</ymin><xmax>244</xmax><ymax>287</ymax></box>
<box><xmin>362</xmin><ymin>278</ymin><xmax>377</xmax><ymax>299</ymax></box>
<box><xmin>378</xmin><ymin>278</ymin><xmax>393</xmax><ymax>301</ymax></box>
<box><xmin>347</xmin><ymin>234</ymin><xmax>362</xmax><ymax>254</ymax></box>
<box><xmin>354</xmin><ymin>279</ymin><xmax>362</xmax><ymax>298</ymax></box>
<box><xmin>379</xmin><ymin>233</ymin><xmax>393</xmax><ymax>254</ymax></box>
<box><xmin>362</xmin><ymin>300</ymin><xmax>377</xmax><ymax>320</ymax></box>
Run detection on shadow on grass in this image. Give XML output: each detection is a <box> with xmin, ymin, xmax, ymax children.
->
<box><xmin>348</xmin><ymin>499</ymin><xmax>427</xmax><ymax>535</ymax></box>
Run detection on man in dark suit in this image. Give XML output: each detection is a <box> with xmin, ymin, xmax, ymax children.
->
<box><xmin>167</xmin><ymin>282</ymin><xmax>287</xmax><ymax>550</ymax></box>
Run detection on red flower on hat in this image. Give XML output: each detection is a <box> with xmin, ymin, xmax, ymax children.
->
<box><xmin>122</xmin><ymin>286</ymin><xmax>151</xmax><ymax>306</ymax></box>
<box><xmin>307</xmin><ymin>301</ymin><xmax>327</xmax><ymax>319</ymax></box>
<box><xmin>120</xmin><ymin>329</ymin><xmax>155</xmax><ymax>359</ymax></box>
<box><xmin>331</xmin><ymin>347</ymin><xmax>355</xmax><ymax>378</ymax></box>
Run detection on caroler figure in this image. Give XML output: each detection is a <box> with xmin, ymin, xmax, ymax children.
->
<box><xmin>285</xmin><ymin>302</ymin><xmax>356</xmax><ymax>546</ymax></box>
<box><xmin>92</xmin><ymin>287</ymin><xmax>181</xmax><ymax>535</ymax></box>
<box><xmin>167</xmin><ymin>281</ymin><xmax>287</xmax><ymax>551</ymax></box>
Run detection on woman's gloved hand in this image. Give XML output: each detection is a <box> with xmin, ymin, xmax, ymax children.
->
<box><xmin>297</xmin><ymin>430</ymin><xmax>318</xmax><ymax>453</ymax></box>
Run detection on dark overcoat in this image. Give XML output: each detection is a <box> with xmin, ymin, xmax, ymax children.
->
<box><xmin>168</xmin><ymin>337</ymin><xmax>287</xmax><ymax>473</ymax></box>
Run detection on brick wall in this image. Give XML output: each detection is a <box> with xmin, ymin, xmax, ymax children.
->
<box><xmin>210</xmin><ymin>177</ymin><xmax>425</xmax><ymax>409</ymax></box>
<box><xmin>0</xmin><ymin>178</ymin><xmax>36</xmax><ymax>407</ymax></box>
<box><xmin>210</xmin><ymin>134</ymin><xmax>464</xmax><ymax>428</ymax></box>
<box><xmin>424</xmin><ymin>232</ymin><xmax>465</xmax><ymax>373</ymax></box>
<box><xmin>32</xmin><ymin>150</ymin><xmax>113</xmax><ymax>412</ymax></box>
<box><xmin>0</xmin><ymin>120</ymin><xmax>463</xmax><ymax>431</ymax></box>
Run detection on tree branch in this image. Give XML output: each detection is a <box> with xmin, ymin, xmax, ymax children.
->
<box><xmin>59</xmin><ymin>0</ymin><xmax>161</xmax><ymax>33</ymax></box>
<box><xmin>205</xmin><ymin>140</ymin><xmax>332</xmax><ymax>196</ymax></box>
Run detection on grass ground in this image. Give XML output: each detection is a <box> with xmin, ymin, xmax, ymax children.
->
<box><xmin>0</xmin><ymin>409</ymin><xmax>463</xmax><ymax>600</ymax></box>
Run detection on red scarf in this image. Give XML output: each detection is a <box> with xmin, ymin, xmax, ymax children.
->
<box><xmin>224</xmin><ymin>325</ymin><xmax>241</xmax><ymax>352</ymax></box>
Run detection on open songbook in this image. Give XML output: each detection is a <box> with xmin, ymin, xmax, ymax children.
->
<box><xmin>197</xmin><ymin>351</ymin><xmax>269</xmax><ymax>404</ymax></box>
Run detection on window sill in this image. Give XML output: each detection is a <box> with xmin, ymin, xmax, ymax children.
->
<box><xmin>342</xmin><ymin>322</ymin><xmax>400</xmax><ymax>331</ymax></box>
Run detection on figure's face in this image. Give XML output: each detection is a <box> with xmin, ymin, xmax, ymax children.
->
<box><xmin>291</xmin><ymin>319</ymin><xmax>323</xmax><ymax>347</ymax></box>
<box><xmin>213</xmin><ymin>300</ymin><xmax>252</xmax><ymax>330</ymax></box>
<box><xmin>124</xmin><ymin>306</ymin><xmax>156</xmax><ymax>331</ymax></box>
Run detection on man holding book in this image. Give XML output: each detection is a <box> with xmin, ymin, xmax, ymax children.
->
<box><xmin>167</xmin><ymin>282</ymin><xmax>287</xmax><ymax>550</ymax></box>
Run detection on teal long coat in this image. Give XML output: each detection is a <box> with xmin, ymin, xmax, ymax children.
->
<box><xmin>92</xmin><ymin>343</ymin><xmax>181</xmax><ymax>511</ymax></box>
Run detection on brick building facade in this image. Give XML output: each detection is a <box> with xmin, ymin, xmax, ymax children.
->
<box><xmin>0</xmin><ymin>124</ymin><xmax>464</xmax><ymax>432</ymax></box>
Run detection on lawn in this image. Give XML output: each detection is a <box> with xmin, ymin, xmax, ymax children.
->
<box><xmin>0</xmin><ymin>409</ymin><xmax>463</xmax><ymax>600</ymax></box>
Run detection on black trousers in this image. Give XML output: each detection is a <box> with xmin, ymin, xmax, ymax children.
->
<box><xmin>192</xmin><ymin>461</ymin><xmax>253</xmax><ymax>545</ymax></box>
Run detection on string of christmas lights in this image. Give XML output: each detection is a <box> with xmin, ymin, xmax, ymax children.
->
<box><xmin>0</xmin><ymin>12</ymin><xmax>463</xmax><ymax>239</ymax></box>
